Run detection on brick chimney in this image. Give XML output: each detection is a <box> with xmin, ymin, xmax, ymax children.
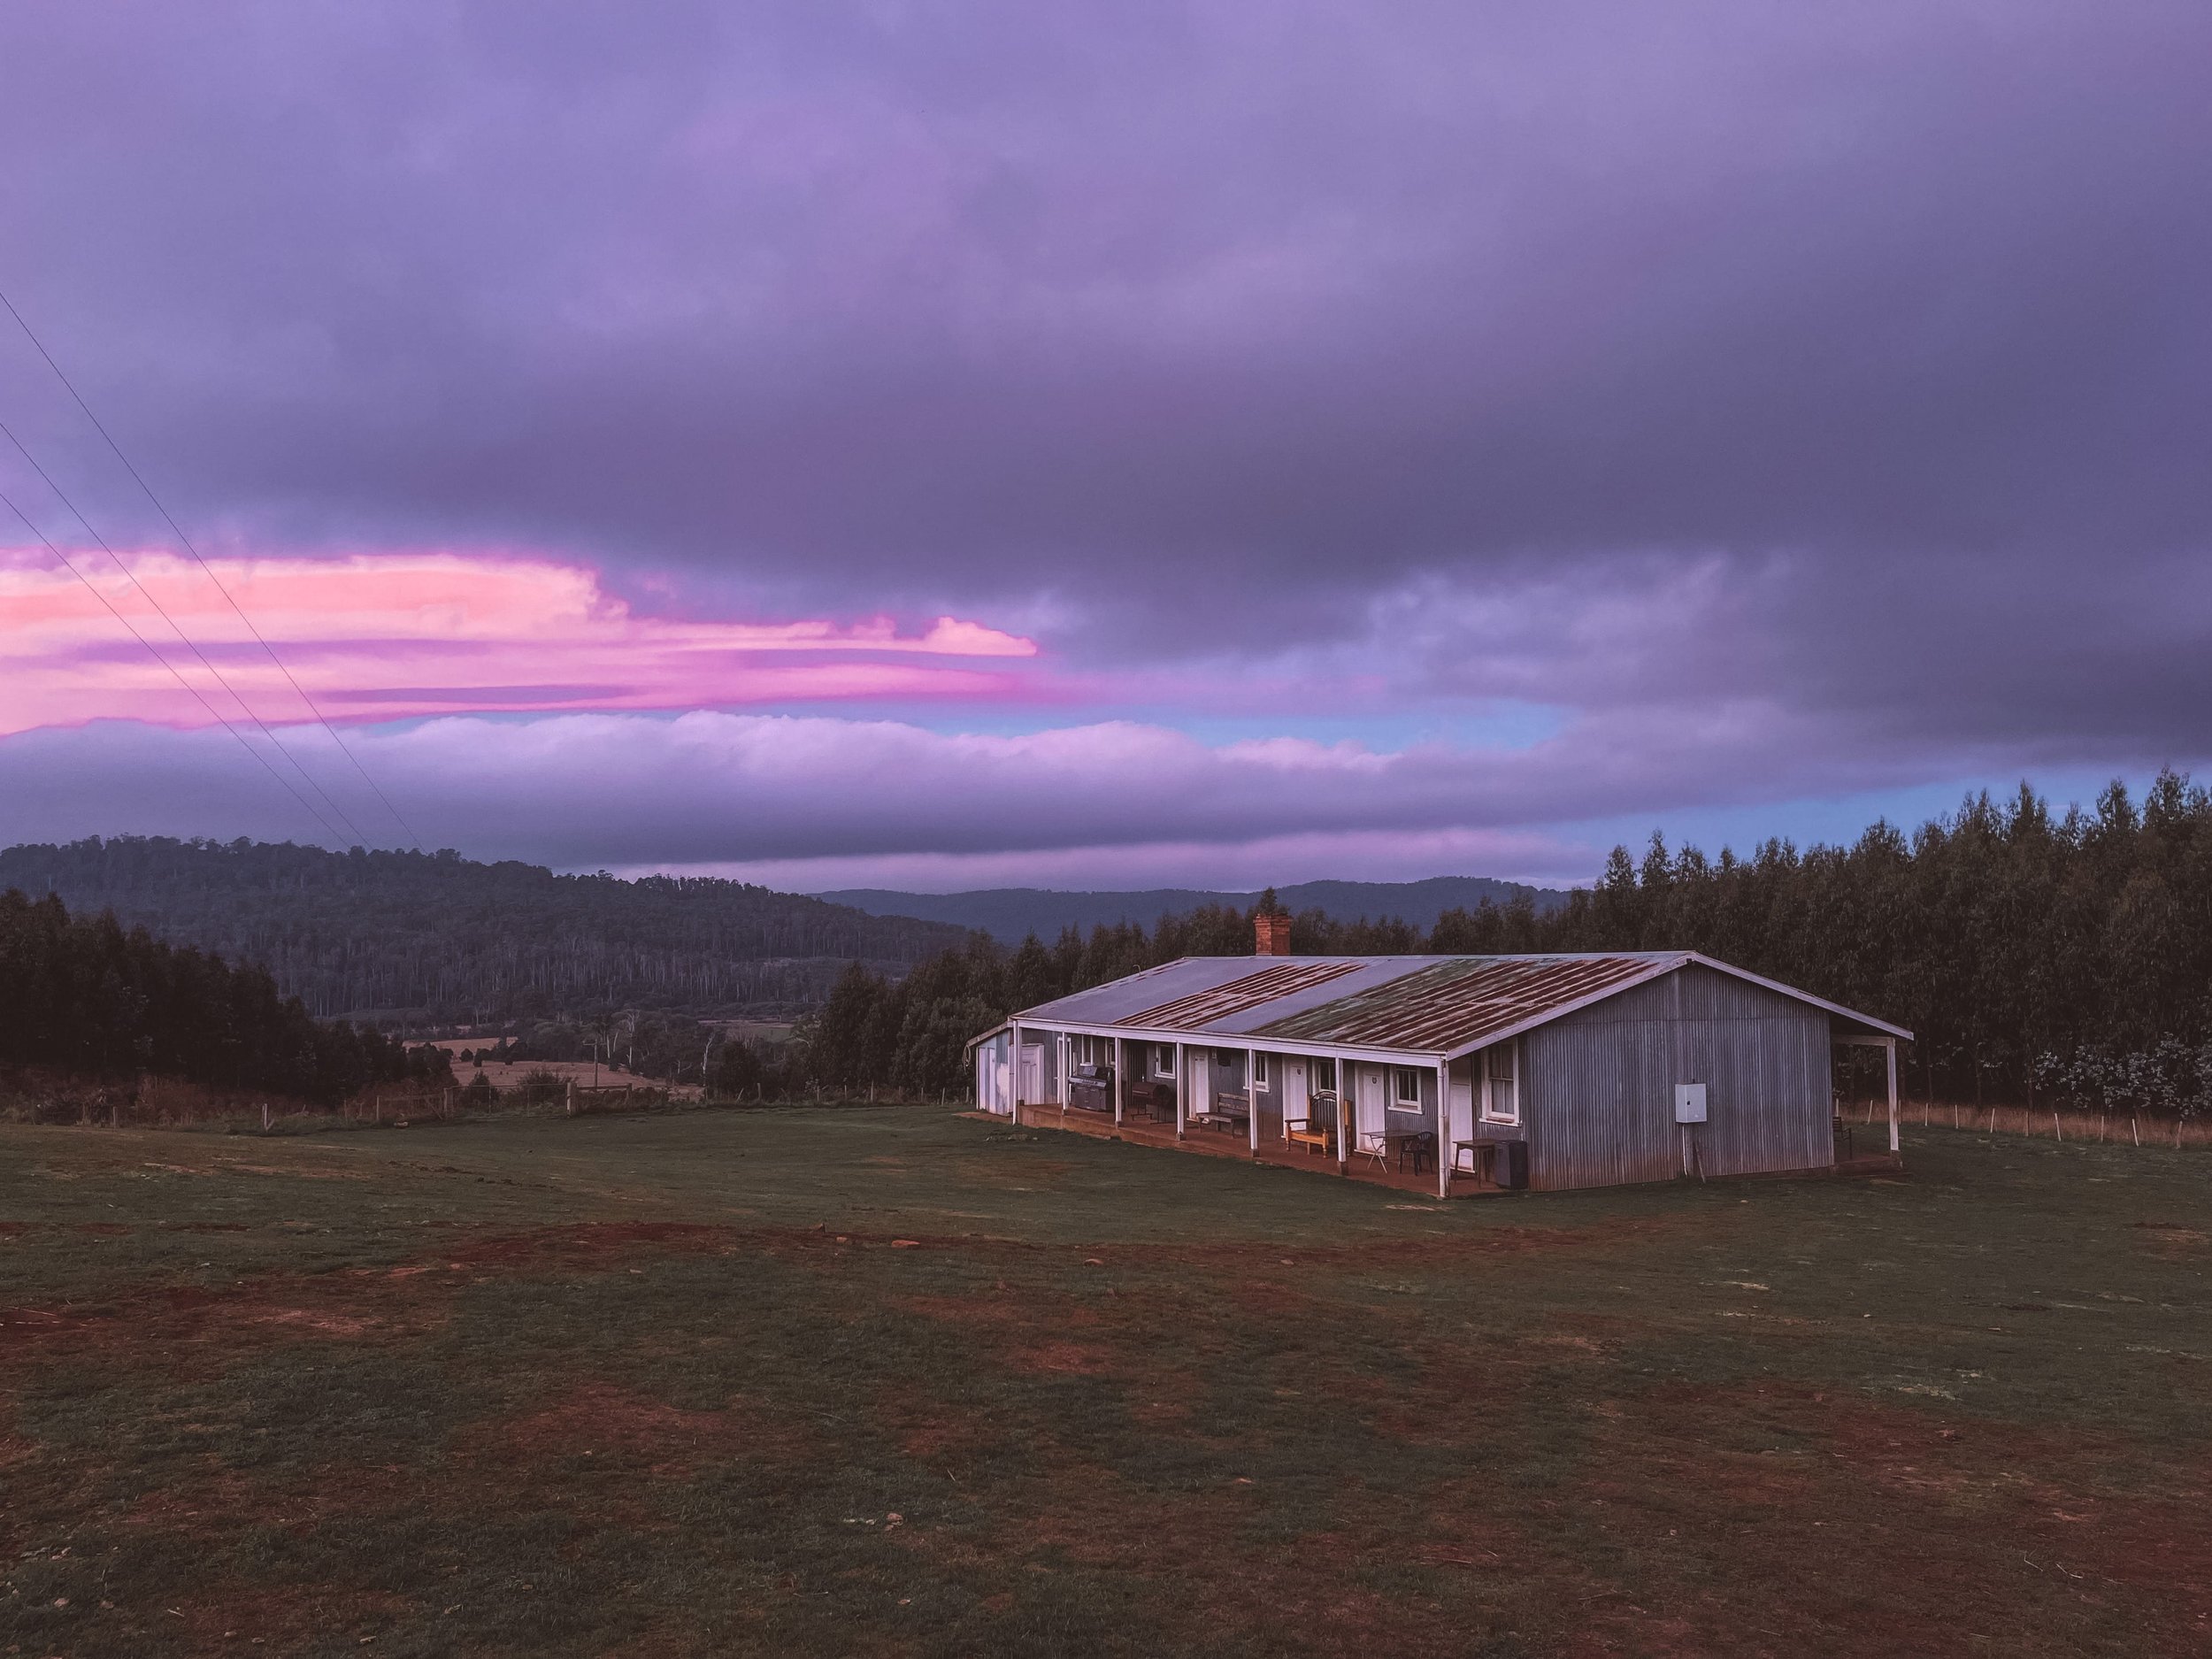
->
<box><xmin>1255</xmin><ymin>910</ymin><xmax>1293</xmax><ymax>956</ymax></box>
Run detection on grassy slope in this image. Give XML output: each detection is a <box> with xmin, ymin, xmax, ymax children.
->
<box><xmin>1</xmin><ymin>1110</ymin><xmax>2207</xmax><ymax>1657</ymax></box>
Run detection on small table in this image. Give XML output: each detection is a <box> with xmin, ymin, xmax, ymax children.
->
<box><xmin>1454</xmin><ymin>1138</ymin><xmax>1501</xmax><ymax>1186</ymax></box>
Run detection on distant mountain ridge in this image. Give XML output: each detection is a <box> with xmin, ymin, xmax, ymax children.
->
<box><xmin>814</xmin><ymin>876</ymin><xmax>1571</xmax><ymax>944</ymax></box>
<box><xmin>0</xmin><ymin>837</ymin><xmax>969</xmax><ymax>1022</ymax></box>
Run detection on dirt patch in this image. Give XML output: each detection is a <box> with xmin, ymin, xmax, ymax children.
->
<box><xmin>119</xmin><ymin>1464</ymin><xmax>269</xmax><ymax>1532</ymax></box>
<box><xmin>449</xmin><ymin>1220</ymin><xmax>741</xmax><ymax>1268</ymax></box>
<box><xmin>0</xmin><ymin>1275</ymin><xmax>442</xmax><ymax>1373</ymax></box>
<box><xmin>484</xmin><ymin>1380</ymin><xmax>806</xmax><ymax>1478</ymax></box>
<box><xmin>242</xmin><ymin>1307</ymin><xmax>381</xmax><ymax>1337</ymax></box>
<box><xmin>216</xmin><ymin>1161</ymin><xmax>371</xmax><ymax>1180</ymax></box>
<box><xmin>1135</xmin><ymin>1213</ymin><xmax>1690</xmax><ymax>1279</ymax></box>
<box><xmin>1562</xmin><ymin>1377</ymin><xmax>2210</xmax><ymax>1656</ymax></box>
<box><xmin>2132</xmin><ymin>1221</ymin><xmax>2208</xmax><ymax>1258</ymax></box>
<box><xmin>933</xmin><ymin>1453</ymin><xmax>1548</xmax><ymax>1658</ymax></box>
<box><xmin>897</xmin><ymin>1286</ymin><xmax>1107</xmax><ymax>1334</ymax></box>
<box><xmin>955</xmin><ymin>1155</ymin><xmax>1078</xmax><ymax>1188</ymax></box>
<box><xmin>878</xmin><ymin>1386</ymin><xmax>999</xmax><ymax>1468</ymax></box>
<box><xmin>164</xmin><ymin>1583</ymin><xmax>417</xmax><ymax>1655</ymax></box>
<box><xmin>1013</xmin><ymin>1341</ymin><xmax>1117</xmax><ymax>1376</ymax></box>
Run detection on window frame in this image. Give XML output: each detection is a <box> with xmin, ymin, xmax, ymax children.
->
<box><xmin>1310</xmin><ymin>1056</ymin><xmax>1337</xmax><ymax>1095</ymax></box>
<box><xmin>1253</xmin><ymin>1054</ymin><xmax>1271</xmax><ymax>1088</ymax></box>
<box><xmin>1390</xmin><ymin>1065</ymin><xmax>1425</xmax><ymax>1113</ymax></box>
<box><xmin>1481</xmin><ymin>1041</ymin><xmax>1520</xmax><ymax>1125</ymax></box>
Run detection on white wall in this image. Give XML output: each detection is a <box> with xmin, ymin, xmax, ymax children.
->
<box><xmin>973</xmin><ymin>1033</ymin><xmax>1014</xmax><ymax>1116</ymax></box>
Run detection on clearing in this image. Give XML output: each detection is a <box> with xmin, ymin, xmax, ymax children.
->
<box><xmin>1</xmin><ymin>1107</ymin><xmax>2207</xmax><ymax>1656</ymax></box>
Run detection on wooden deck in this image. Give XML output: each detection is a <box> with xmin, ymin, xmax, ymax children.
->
<box><xmin>1011</xmin><ymin>1102</ymin><xmax>1503</xmax><ymax>1199</ymax></box>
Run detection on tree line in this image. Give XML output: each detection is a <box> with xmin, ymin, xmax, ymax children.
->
<box><xmin>0</xmin><ymin>889</ymin><xmax>453</xmax><ymax>1107</ymax></box>
<box><xmin>791</xmin><ymin>775</ymin><xmax>2212</xmax><ymax>1116</ymax></box>
<box><xmin>0</xmin><ymin>836</ymin><xmax>970</xmax><ymax>1021</ymax></box>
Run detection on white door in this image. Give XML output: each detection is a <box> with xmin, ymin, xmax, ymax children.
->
<box><xmin>1282</xmin><ymin>1060</ymin><xmax>1310</xmax><ymax>1140</ymax></box>
<box><xmin>1354</xmin><ymin>1064</ymin><xmax>1387</xmax><ymax>1138</ymax></box>
<box><xmin>1019</xmin><ymin>1043</ymin><xmax>1043</xmax><ymax>1104</ymax></box>
<box><xmin>1448</xmin><ymin>1057</ymin><xmax>1476</xmax><ymax>1145</ymax></box>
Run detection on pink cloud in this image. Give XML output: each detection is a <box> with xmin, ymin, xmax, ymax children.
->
<box><xmin>0</xmin><ymin>549</ymin><xmax>1037</xmax><ymax>732</ymax></box>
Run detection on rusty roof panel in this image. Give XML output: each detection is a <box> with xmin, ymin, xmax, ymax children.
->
<box><xmin>1254</xmin><ymin>955</ymin><xmax>1663</xmax><ymax>1052</ymax></box>
<box><xmin>1126</xmin><ymin>960</ymin><xmax>1363</xmax><ymax>1030</ymax></box>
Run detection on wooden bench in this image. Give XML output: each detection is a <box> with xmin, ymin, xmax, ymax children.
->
<box><xmin>1190</xmin><ymin>1091</ymin><xmax>1250</xmax><ymax>1135</ymax></box>
<box><xmin>1286</xmin><ymin>1115</ymin><xmax>1335</xmax><ymax>1156</ymax></box>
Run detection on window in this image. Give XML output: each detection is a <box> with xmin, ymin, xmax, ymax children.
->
<box><xmin>1156</xmin><ymin>1044</ymin><xmax>1174</xmax><ymax>1076</ymax></box>
<box><xmin>1483</xmin><ymin>1043</ymin><xmax>1518</xmax><ymax>1124</ymax></box>
<box><xmin>1253</xmin><ymin>1055</ymin><xmax>1271</xmax><ymax>1088</ymax></box>
<box><xmin>1311</xmin><ymin>1057</ymin><xmax>1336</xmax><ymax>1094</ymax></box>
<box><xmin>1392</xmin><ymin>1066</ymin><xmax>1425</xmax><ymax>1111</ymax></box>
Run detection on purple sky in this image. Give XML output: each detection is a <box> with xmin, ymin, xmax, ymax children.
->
<box><xmin>1</xmin><ymin>3</ymin><xmax>2207</xmax><ymax>889</ymax></box>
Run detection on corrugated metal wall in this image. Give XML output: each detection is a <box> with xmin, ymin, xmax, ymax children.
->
<box><xmin>1523</xmin><ymin>964</ymin><xmax>1832</xmax><ymax>1190</ymax></box>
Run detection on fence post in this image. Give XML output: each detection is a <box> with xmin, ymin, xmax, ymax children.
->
<box><xmin>2053</xmin><ymin>1112</ymin><xmax>2062</xmax><ymax>1142</ymax></box>
<box><xmin>566</xmin><ymin>1081</ymin><xmax>575</xmax><ymax>1117</ymax></box>
<box><xmin>261</xmin><ymin>1101</ymin><xmax>271</xmax><ymax>1133</ymax></box>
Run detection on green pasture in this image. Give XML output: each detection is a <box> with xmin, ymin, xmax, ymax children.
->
<box><xmin>1</xmin><ymin>1108</ymin><xmax>2206</xmax><ymax>1657</ymax></box>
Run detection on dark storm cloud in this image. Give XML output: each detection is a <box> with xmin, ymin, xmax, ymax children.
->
<box><xmin>1</xmin><ymin>0</ymin><xmax>2208</xmax><ymax>800</ymax></box>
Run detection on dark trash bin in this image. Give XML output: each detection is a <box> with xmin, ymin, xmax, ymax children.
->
<box><xmin>1494</xmin><ymin>1141</ymin><xmax>1528</xmax><ymax>1190</ymax></box>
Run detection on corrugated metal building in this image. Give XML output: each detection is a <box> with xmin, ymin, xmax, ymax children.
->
<box><xmin>969</xmin><ymin>930</ymin><xmax>1909</xmax><ymax>1196</ymax></box>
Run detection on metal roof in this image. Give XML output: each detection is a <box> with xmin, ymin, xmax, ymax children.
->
<box><xmin>1011</xmin><ymin>949</ymin><xmax>1911</xmax><ymax>1056</ymax></box>
<box><xmin>1254</xmin><ymin>954</ymin><xmax>1659</xmax><ymax>1051</ymax></box>
<box><xmin>1126</xmin><ymin>960</ymin><xmax>1363</xmax><ymax>1029</ymax></box>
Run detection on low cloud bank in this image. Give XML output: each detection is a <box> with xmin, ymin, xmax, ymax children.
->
<box><xmin>0</xmin><ymin>697</ymin><xmax>2050</xmax><ymax>888</ymax></box>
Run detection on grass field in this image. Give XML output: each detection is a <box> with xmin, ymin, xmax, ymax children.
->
<box><xmin>2</xmin><ymin>1107</ymin><xmax>2207</xmax><ymax>1657</ymax></box>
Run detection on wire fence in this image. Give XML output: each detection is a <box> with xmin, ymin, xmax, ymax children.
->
<box><xmin>1</xmin><ymin>1069</ymin><xmax>966</xmax><ymax>1135</ymax></box>
<box><xmin>1851</xmin><ymin>1095</ymin><xmax>2212</xmax><ymax>1148</ymax></box>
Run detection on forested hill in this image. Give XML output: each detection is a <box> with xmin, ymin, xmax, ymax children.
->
<box><xmin>0</xmin><ymin>838</ymin><xmax>970</xmax><ymax>1023</ymax></box>
<box><xmin>817</xmin><ymin>876</ymin><xmax>1567</xmax><ymax>942</ymax></box>
<box><xmin>0</xmin><ymin>889</ymin><xmax>448</xmax><ymax>1106</ymax></box>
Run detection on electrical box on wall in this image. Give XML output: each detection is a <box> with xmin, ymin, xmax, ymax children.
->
<box><xmin>1673</xmin><ymin>1083</ymin><xmax>1708</xmax><ymax>1124</ymax></box>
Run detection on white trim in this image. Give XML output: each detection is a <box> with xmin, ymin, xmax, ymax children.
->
<box><xmin>1436</xmin><ymin>1057</ymin><xmax>1452</xmax><ymax>1200</ymax></box>
<box><xmin>1885</xmin><ymin>1035</ymin><xmax>1900</xmax><ymax>1155</ymax></box>
<box><xmin>1679</xmin><ymin>952</ymin><xmax>1914</xmax><ymax>1041</ymax></box>
<box><xmin>1002</xmin><ymin>1017</ymin><xmax>1453</xmax><ymax>1071</ymax></box>
<box><xmin>963</xmin><ymin>1020</ymin><xmax>1013</xmax><ymax>1056</ymax></box>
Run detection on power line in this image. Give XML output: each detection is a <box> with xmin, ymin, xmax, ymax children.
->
<box><xmin>0</xmin><ymin>487</ymin><xmax>353</xmax><ymax>843</ymax></box>
<box><xmin>0</xmin><ymin>412</ymin><xmax>376</xmax><ymax>847</ymax></box>
<box><xmin>0</xmin><ymin>282</ymin><xmax>426</xmax><ymax>853</ymax></box>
